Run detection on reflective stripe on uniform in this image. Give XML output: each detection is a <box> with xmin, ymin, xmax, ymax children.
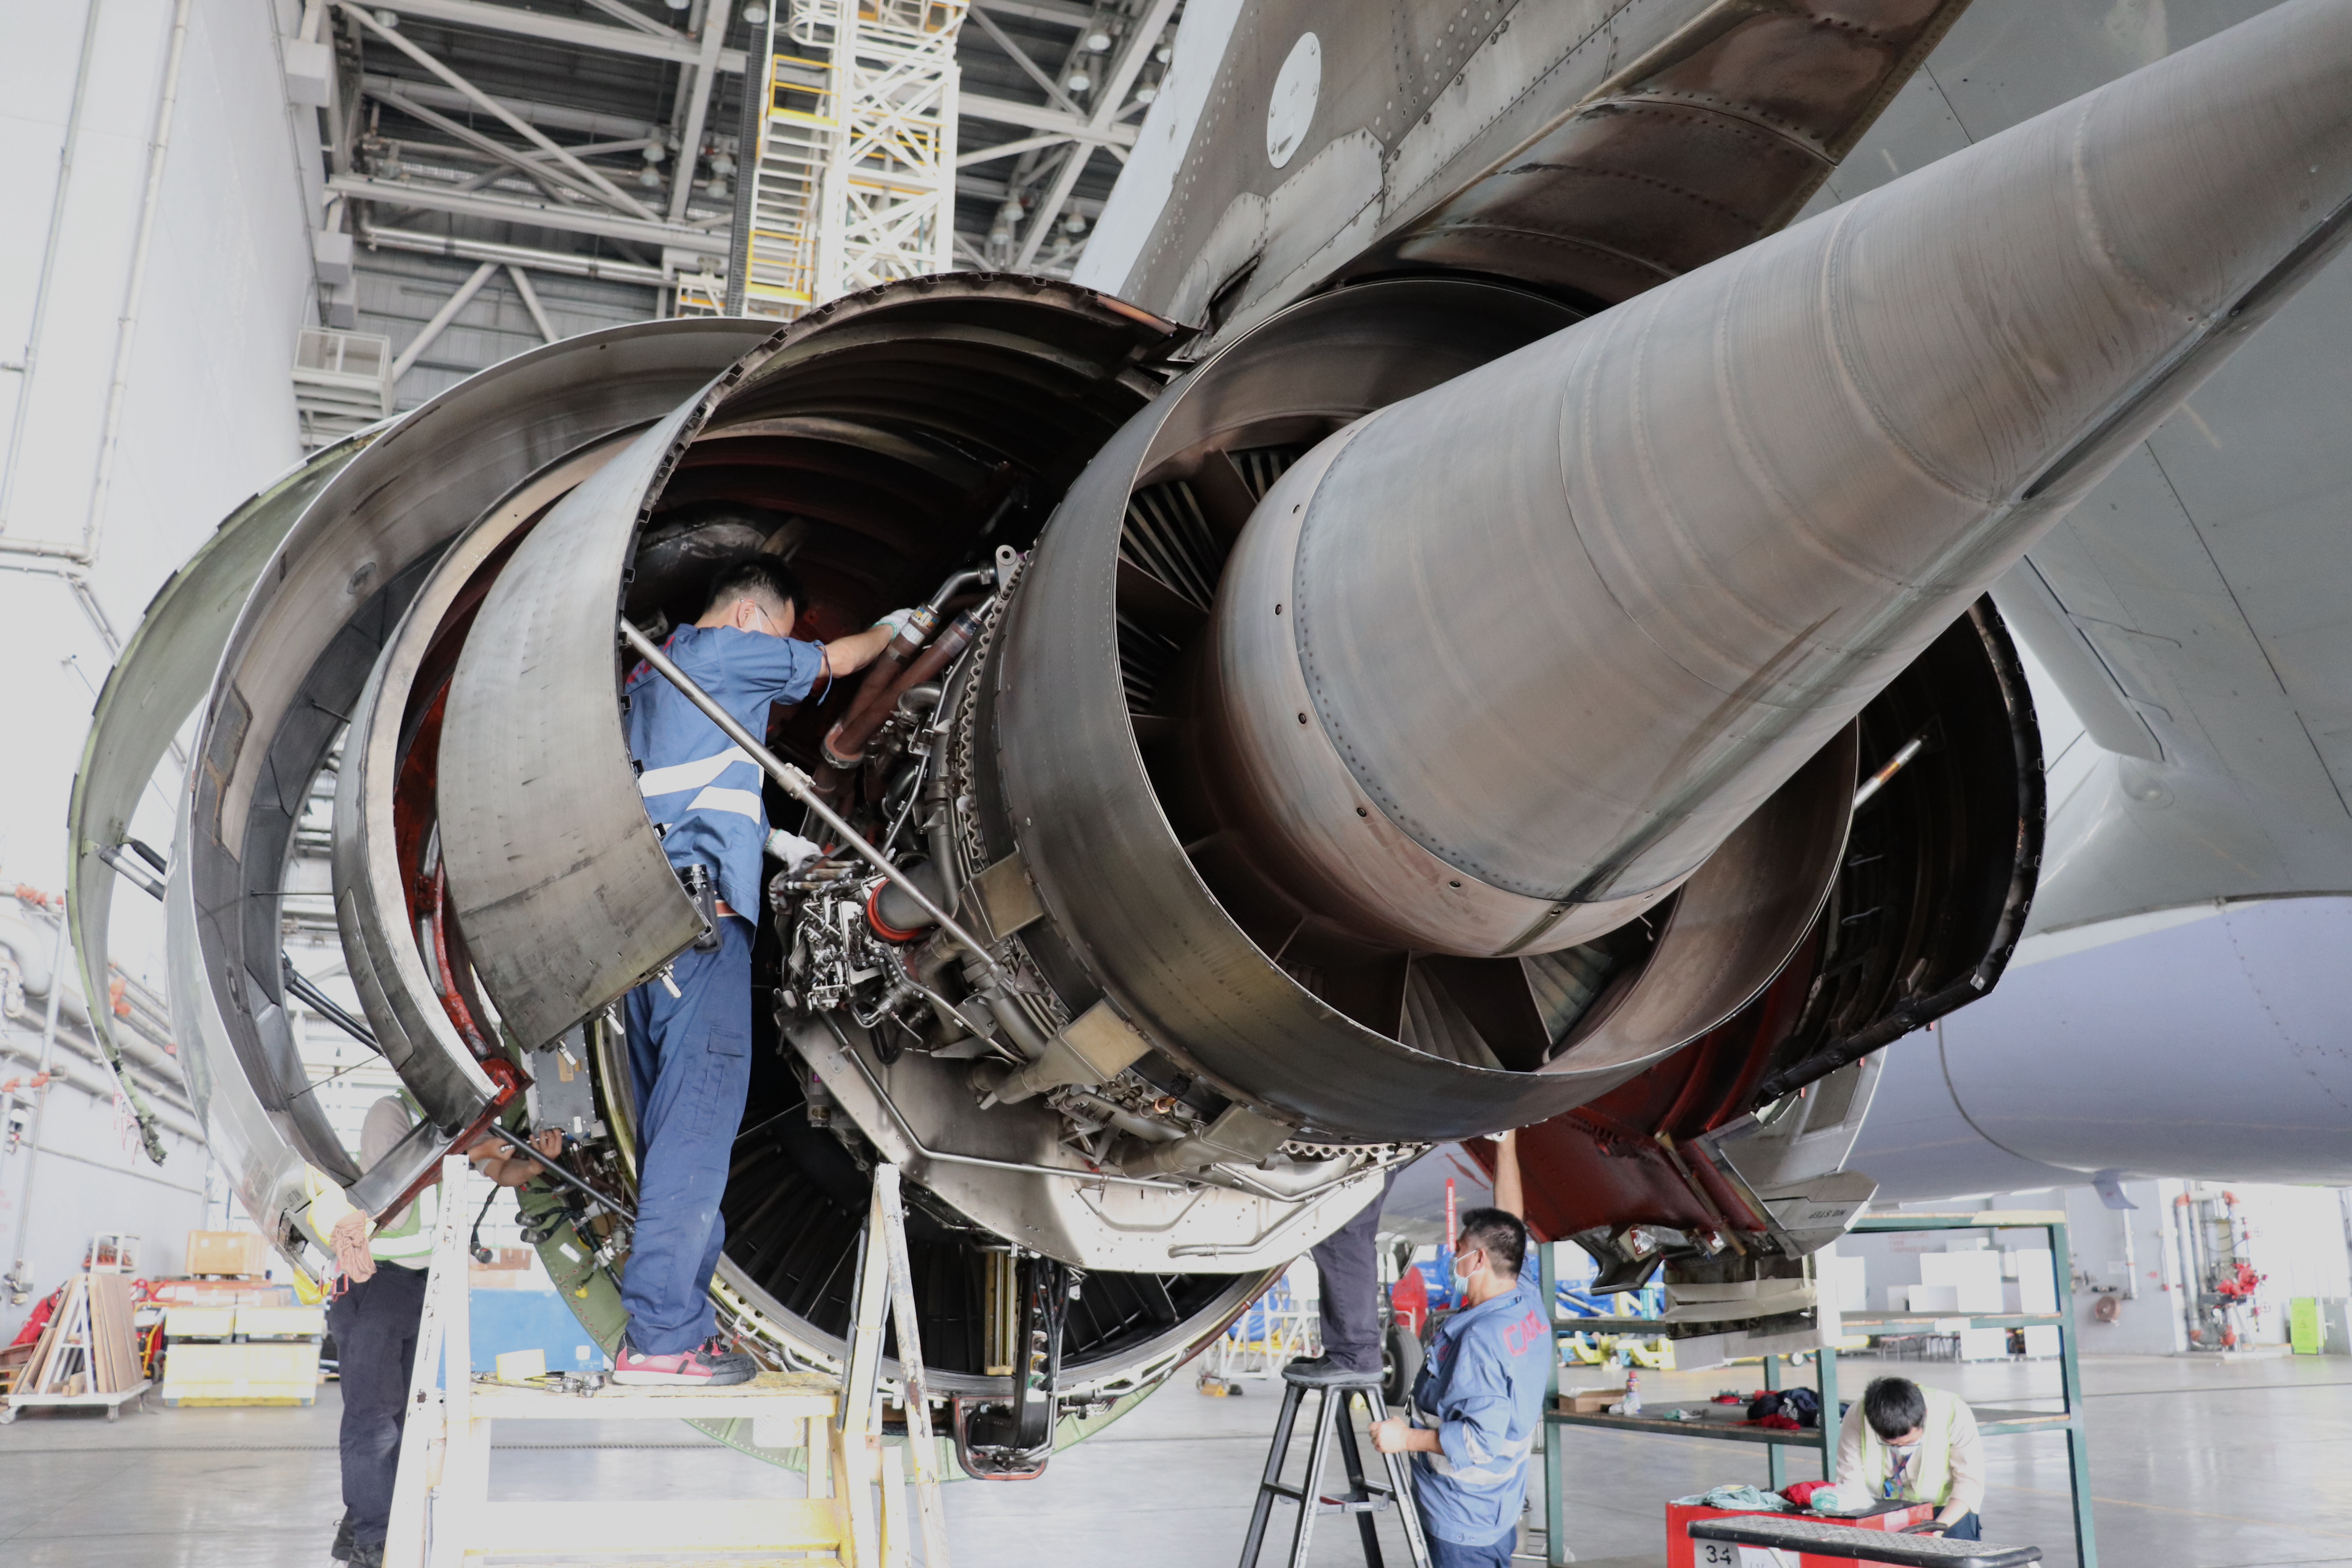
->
<box><xmin>684</xmin><ymin>786</ymin><xmax>764</xmax><ymax>820</ymax></box>
<box><xmin>1412</xmin><ymin>1406</ymin><xmax>1536</xmax><ymax>1485</ymax></box>
<box><xmin>638</xmin><ymin>745</ymin><xmax>753</xmax><ymax>797</ymax></box>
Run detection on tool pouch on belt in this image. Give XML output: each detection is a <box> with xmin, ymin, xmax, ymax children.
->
<box><xmin>679</xmin><ymin>864</ymin><xmax>721</xmax><ymax>951</ymax></box>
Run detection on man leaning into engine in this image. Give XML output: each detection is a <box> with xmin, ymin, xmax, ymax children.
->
<box><xmin>612</xmin><ymin>554</ymin><xmax>909</xmax><ymax>1385</ymax></box>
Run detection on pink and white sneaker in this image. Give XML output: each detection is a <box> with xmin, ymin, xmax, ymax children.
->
<box><xmin>612</xmin><ymin>1333</ymin><xmax>758</xmax><ymax>1386</ymax></box>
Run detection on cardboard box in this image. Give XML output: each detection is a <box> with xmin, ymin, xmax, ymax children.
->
<box><xmin>160</xmin><ymin>1341</ymin><xmax>320</xmax><ymax>1406</ymax></box>
<box><xmin>185</xmin><ymin>1231</ymin><xmax>267</xmax><ymax>1278</ymax></box>
<box><xmin>1554</xmin><ymin>1387</ymin><xmax>1626</xmax><ymax>1414</ymax></box>
<box><xmin>151</xmin><ymin>1279</ymin><xmax>296</xmax><ymax>1307</ymax></box>
<box><xmin>163</xmin><ymin>1306</ymin><xmax>239</xmax><ymax>1341</ymax></box>
<box><xmin>236</xmin><ymin>1305</ymin><xmax>326</xmax><ymax>1341</ymax></box>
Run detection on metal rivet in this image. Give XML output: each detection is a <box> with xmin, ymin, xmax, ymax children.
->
<box><xmin>1356</xmin><ymin>806</ymin><xmax>1369</xmax><ymax>818</ymax></box>
<box><xmin>1274</xmin><ymin>603</ymin><xmax>1283</xmax><ymax>614</ymax></box>
<box><xmin>1297</xmin><ymin>712</ymin><xmax>1309</xmax><ymax>724</ymax></box>
<box><xmin>1449</xmin><ymin>880</ymin><xmax>1462</xmax><ymax>888</ymax></box>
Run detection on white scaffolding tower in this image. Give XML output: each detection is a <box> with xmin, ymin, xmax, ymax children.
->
<box><xmin>708</xmin><ymin>0</ymin><xmax>966</xmax><ymax>323</ymax></box>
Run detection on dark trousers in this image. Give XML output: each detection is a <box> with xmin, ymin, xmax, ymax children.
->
<box><xmin>1944</xmin><ymin>1512</ymin><xmax>1982</xmax><ymax>1541</ymax></box>
<box><xmin>1308</xmin><ymin>1171</ymin><xmax>1399</xmax><ymax>1373</ymax></box>
<box><xmin>326</xmin><ymin>1261</ymin><xmax>427</xmax><ymax>1548</ymax></box>
<box><xmin>622</xmin><ymin>916</ymin><xmax>754</xmax><ymax>1355</ymax></box>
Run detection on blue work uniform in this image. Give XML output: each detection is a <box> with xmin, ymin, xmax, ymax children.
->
<box><xmin>619</xmin><ymin>623</ymin><xmax>824</xmax><ymax>1354</ymax></box>
<box><xmin>1408</xmin><ymin>1248</ymin><xmax>1548</xmax><ymax>1563</ymax></box>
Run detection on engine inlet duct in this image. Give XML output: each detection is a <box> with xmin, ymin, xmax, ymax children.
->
<box><xmin>78</xmin><ymin>0</ymin><xmax>2352</xmax><ymax>1474</ymax></box>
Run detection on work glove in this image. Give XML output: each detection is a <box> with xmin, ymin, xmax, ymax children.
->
<box><xmin>874</xmin><ymin>607</ymin><xmax>918</xmax><ymax>640</ymax></box>
<box><xmin>767</xmin><ymin>828</ymin><xmax>823</xmax><ymax>868</ymax></box>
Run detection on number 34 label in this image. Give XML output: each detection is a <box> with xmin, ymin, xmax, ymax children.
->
<box><xmin>1698</xmin><ymin>1546</ymin><xmax>1800</xmax><ymax>1568</ymax></box>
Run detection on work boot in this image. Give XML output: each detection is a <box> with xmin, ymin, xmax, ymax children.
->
<box><xmin>330</xmin><ymin>1514</ymin><xmax>354</xmax><ymax>1562</ymax></box>
<box><xmin>347</xmin><ymin>1541</ymin><xmax>385</xmax><ymax>1568</ymax></box>
<box><xmin>1284</xmin><ymin>1354</ymin><xmax>1375</xmax><ymax>1386</ymax></box>
<box><xmin>613</xmin><ymin>1332</ymin><xmax>757</xmax><ymax>1386</ymax></box>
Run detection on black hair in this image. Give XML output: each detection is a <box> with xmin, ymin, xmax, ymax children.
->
<box><xmin>1862</xmin><ymin>1376</ymin><xmax>1927</xmax><ymax>1441</ymax></box>
<box><xmin>1456</xmin><ymin>1206</ymin><xmax>1527</xmax><ymax>1278</ymax></box>
<box><xmin>703</xmin><ymin>553</ymin><xmax>807</xmax><ymax>620</ymax></box>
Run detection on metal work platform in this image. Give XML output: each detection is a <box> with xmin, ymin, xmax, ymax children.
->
<box><xmin>385</xmin><ymin>1156</ymin><xmax>950</xmax><ymax>1567</ymax></box>
<box><xmin>1533</xmin><ymin>1210</ymin><xmax>2098</xmax><ymax>1568</ymax></box>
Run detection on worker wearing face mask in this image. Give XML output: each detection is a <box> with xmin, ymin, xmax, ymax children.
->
<box><xmin>1369</xmin><ymin>1130</ymin><xmax>1547</xmax><ymax>1567</ymax></box>
<box><xmin>1835</xmin><ymin>1375</ymin><xmax>1986</xmax><ymax>1539</ymax></box>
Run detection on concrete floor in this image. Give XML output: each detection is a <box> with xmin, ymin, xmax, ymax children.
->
<box><xmin>1</xmin><ymin>1354</ymin><xmax>2346</xmax><ymax>1566</ymax></box>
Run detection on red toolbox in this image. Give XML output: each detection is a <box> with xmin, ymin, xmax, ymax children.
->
<box><xmin>1671</xmin><ymin>1501</ymin><xmax>1933</xmax><ymax>1568</ymax></box>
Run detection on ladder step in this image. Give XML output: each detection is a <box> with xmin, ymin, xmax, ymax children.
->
<box><xmin>462</xmin><ymin>1499</ymin><xmax>845</xmax><ymax>1554</ymax></box>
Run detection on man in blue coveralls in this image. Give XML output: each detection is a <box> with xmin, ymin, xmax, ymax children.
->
<box><xmin>613</xmin><ymin>554</ymin><xmax>908</xmax><ymax>1385</ymax></box>
<box><xmin>1372</xmin><ymin>1130</ymin><xmax>1546</xmax><ymax>1566</ymax></box>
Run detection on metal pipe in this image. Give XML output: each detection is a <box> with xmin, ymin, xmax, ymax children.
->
<box><xmin>483</xmin><ymin>1122</ymin><xmax>634</xmax><ymax>1220</ymax></box>
<box><xmin>281</xmin><ymin>955</ymin><xmax>380</xmax><ymax>1050</ymax></box>
<box><xmin>2120</xmin><ymin>1198</ymin><xmax>2141</xmax><ymax>1303</ymax></box>
<box><xmin>82</xmin><ymin>0</ymin><xmax>192</xmax><ymax>567</ymax></box>
<box><xmin>0</xmin><ymin>1034</ymin><xmax>201</xmax><ymax>1137</ymax></box>
<box><xmin>619</xmin><ymin>618</ymin><xmax>1006</xmax><ymax>982</ymax></box>
<box><xmin>1198</xmin><ymin>7</ymin><xmax>2352</xmax><ymax>958</ymax></box>
<box><xmin>5</xmin><ymin>916</ymin><xmax>75</xmax><ymax>1286</ymax></box>
<box><xmin>357</xmin><ymin>223</ymin><xmax>668</xmax><ymax>285</ymax></box>
<box><xmin>820</xmin><ymin>566</ymin><xmax>996</xmax><ymax>773</ymax></box>
<box><xmin>0</xmin><ymin>0</ymin><xmax>103</xmax><ymax>535</ymax></box>
<box><xmin>1853</xmin><ymin>733</ymin><xmax>1930</xmax><ymax>810</ymax></box>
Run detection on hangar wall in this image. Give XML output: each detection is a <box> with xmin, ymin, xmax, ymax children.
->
<box><xmin>0</xmin><ymin>0</ymin><xmax>319</xmax><ymax>1322</ymax></box>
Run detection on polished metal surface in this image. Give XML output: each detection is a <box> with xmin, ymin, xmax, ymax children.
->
<box><xmin>1856</xmin><ymin>895</ymin><xmax>2352</xmax><ymax>1196</ymax></box>
<box><xmin>66</xmin><ymin>435</ymin><xmax>368</xmax><ymax>1158</ymax></box>
<box><xmin>1116</xmin><ymin>0</ymin><xmax>1971</xmax><ymax>350</ymax></box>
<box><xmin>170</xmin><ymin>318</ymin><xmax>768</xmax><ymax>1239</ymax></box>
<box><xmin>1196</xmin><ymin>0</ymin><xmax>2352</xmax><ymax>952</ymax></box>
<box><xmin>438</xmin><ymin>403</ymin><xmax>728</xmax><ymax>1053</ymax></box>
<box><xmin>996</xmin><ymin>279</ymin><xmax>1735</xmax><ymax>1142</ymax></box>
<box><xmin>1345</xmin><ymin>0</ymin><xmax>1975</xmax><ymax>307</ymax></box>
<box><xmin>334</xmin><ymin>437</ymin><xmax>635</xmax><ymax>1125</ymax></box>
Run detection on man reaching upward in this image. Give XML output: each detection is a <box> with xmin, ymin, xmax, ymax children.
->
<box><xmin>614</xmin><ymin>555</ymin><xmax>907</xmax><ymax>1384</ymax></box>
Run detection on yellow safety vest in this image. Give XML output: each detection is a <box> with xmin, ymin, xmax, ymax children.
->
<box><xmin>1857</xmin><ymin>1385</ymin><xmax>1962</xmax><ymax>1506</ymax></box>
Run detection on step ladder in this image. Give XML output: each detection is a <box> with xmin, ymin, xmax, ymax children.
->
<box><xmin>1240</xmin><ymin>1367</ymin><xmax>1431</xmax><ymax>1568</ymax></box>
<box><xmin>385</xmin><ymin>1155</ymin><xmax>950</xmax><ymax>1566</ymax></box>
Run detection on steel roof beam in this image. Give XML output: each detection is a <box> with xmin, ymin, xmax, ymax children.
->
<box><xmin>666</xmin><ymin>0</ymin><xmax>733</xmax><ymax>223</ymax></box>
<box><xmin>328</xmin><ymin>173</ymin><xmax>731</xmax><ymax>253</ymax></box>
<box><xmin>960</xmin><ymin>92</ymin><xmax>1136</xmax><ymax>146</ymax></box>
<box><xmin>361</xmin><ymin>73</ymin><xmax>663</xmax><ymax>140</ymax></box>
<box><xmin>1013</xmin><ymin>0</ymin><xmax>1173</xmax><ymax>268</ymax></box>
<box><xmin>361</xmin><ymin>0</ymin><xmax>749</xmax><ymax>72</ymax></box>
<box><xmin>971</xmin><ymin>0</ymin><xmax>1093</xmax><ymax>25</ymax></box>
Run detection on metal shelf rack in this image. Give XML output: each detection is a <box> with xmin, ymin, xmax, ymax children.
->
<box><xmin>1532</xmin><ymin>1209</ymin><xmax>2096</xmax><ymax>1568</ymax></box>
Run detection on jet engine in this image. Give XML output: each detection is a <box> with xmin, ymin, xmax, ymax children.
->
<box><xmin>71</xmin><ymin>0</ymin><xmax>2352</xmax><ymax>1475</ymax></box>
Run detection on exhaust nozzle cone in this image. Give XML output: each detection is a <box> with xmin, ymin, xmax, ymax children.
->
<box><xmin>1207</xmin><ymin>0</ymin><xmax>2352</xmax><ymax>954</ymax></box>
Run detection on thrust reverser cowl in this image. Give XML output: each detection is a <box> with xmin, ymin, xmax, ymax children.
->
<box><xmin>1190</xmin><ymin>0</ymin><xmax>2352</xmax><ymax>961</ymax></box>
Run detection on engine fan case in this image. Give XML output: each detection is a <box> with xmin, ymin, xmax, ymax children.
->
<box><xmin>991</xmin><ymin>280</ymin><xmax>1858</xmax><ymax>1144</ymax></box>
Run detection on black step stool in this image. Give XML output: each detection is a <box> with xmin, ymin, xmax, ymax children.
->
<box><xmin>1238</xmin><ymin>1365</ymin><xmax>1431</xmax><ymax>1568</ymax></box>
